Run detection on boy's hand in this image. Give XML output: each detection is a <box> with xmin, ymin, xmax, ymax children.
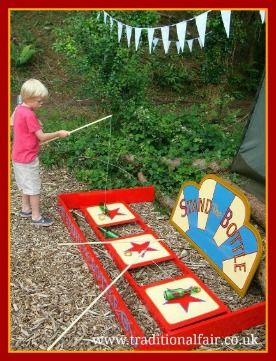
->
<box><xmin>58</xmin><ymin>130</ymin><xmax>70</xmax><ymax>138</ymax></box>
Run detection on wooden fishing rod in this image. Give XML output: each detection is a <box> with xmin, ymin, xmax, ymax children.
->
<box><xmin>46</xmin><ymin>244</ymin><xmax>158</xmax><ymax>350</ymax></box>
<box><xmin>42</xmin><ymin>114</ymin><xmax>112</xmax><ymax>145</ymax></box>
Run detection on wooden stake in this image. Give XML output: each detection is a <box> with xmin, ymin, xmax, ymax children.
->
<box><xmin>58</xmin><ymin>238</ymin><xmax>165</xmax><ymax>246</ymax></box>
<box><xmin>42</xmin><ymin>114</ymin><xmax>112</xmax><ymax>145</ymax></box>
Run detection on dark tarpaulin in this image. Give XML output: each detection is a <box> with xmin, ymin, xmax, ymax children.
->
<box><xmin>231</xmin><ymin>76</ymin><xmax>266</xmax><ymax>201</ymax></box>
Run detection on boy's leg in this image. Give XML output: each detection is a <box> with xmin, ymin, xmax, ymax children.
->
<box><xmin>30</xmin><ymin>194</ymin><xmax>54</xmax><ymax>226</ymax></box>
<box><xmin>22</xmin><ymin>194</ymin><xmax>31</xmax><ymax>213</ymax></box>
<box><xmin>30</xmin><ymin>194</ymin><xmax>41</xmax><ymax>220</ymax></box>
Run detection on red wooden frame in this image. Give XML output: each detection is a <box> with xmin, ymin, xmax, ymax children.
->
<box><xmin>57</xmin><ymin>186</ymin><xmax>266</xmax><ymax>350</ymax></box>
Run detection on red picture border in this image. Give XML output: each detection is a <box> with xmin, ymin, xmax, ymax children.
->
<box><xmin>1</xmin><ymin>0</ymin><xmax>272</xmax><ymax>359</ymax></box>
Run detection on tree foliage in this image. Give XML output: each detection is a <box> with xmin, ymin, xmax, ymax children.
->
<box><xmin>53</xmin><ymin>11</ymin><xmax>265</xmax><ymax>108</ymax></box>
<box><xmin>11</xmin><ymin>10</ymin><xmax>265</xmax><ymax>197</ymax></box>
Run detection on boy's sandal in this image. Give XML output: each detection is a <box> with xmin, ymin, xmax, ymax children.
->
<box><xmin>19</xmin><ymin>210</ymin><xmax>32</xmax><ymax>218</ymax></box>
<box><xmin>31</xmin><ymin>216</ymin><xmax>54</xmax><ymax>227</ymax></box>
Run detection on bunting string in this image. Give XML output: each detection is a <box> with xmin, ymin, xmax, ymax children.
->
<box><xmin>102</xmin><ymin>10</ymin><xmax>212</xmax><ymax>29</ymax></box>
<box><xmin>96</xmin><ymin>10</ymin><xmax>266</xmax><ymax>55</ymax></box>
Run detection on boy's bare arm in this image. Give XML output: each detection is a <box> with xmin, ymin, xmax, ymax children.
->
<box><xmin>10</xmin><ymin>110</ymin><xmax>15</xmax><ymax>126</ymax></box>
<box><xmin>35</xmin><ymin>129</ymin><xmax>70</xmax><ymax>143</ymax></box>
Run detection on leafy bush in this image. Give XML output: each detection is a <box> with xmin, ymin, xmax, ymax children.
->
<box><xmin>38</xmin><ymin>92</ymin><xmax>246</xmax><ymax>198</ymax></box>
<box><xmin>198</xmin><ymin>11</ymin><xmax>264</xmax><ymax>93</ymax></box>
<box><xmin>152</xmin><ymin>56</ymin><xmax>196</xmax><ymax>94</ymax></box>
<box><xmin>53</xmin><ymin>12</ymin><xmax>159</xmax><ymax>120</ymax></box>
<box><xmin>14</xmin><ymin>10</ymin><xmax>263</xmax><ymax>199</ymax></box>
<box><xmin>11</xmin><ymin>43</ymin><xmax>36</xmax><ymax>66</ymax></box>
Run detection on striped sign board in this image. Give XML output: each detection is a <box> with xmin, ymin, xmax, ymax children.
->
<box><xmin>170</xmin><ymin>175</ymin><xmax>262</xmax><ymax>297</ymax></box>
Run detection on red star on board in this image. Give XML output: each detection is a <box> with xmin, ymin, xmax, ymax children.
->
<box><xmin>125</xmin><ymin>241</ymin><xmax>158</xmax><ymax>257</ymax></box>
<box><xmin>107</xmin><ymin>207</ymin><xmax>125</xmax><ymax>220</ymax></box>
<box><xmin>166</xmin><ymin>294</ymin><xmax>205</xmax><ymax>312</ymax></box>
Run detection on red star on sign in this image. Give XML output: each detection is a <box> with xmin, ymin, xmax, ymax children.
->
<box><xmin>166</xmin><ymin>294</ymin><xmax>205</xmax><ymax>312</ymax></box>
<box><xmin>125</xmin><ymin>241</ymin><xmax>158</xmax><ymax>257</ymax></box>
<box><xmin>107</xmin><ymin>208</ymin><xmax>125</xmax><ymax>220</ymax></box>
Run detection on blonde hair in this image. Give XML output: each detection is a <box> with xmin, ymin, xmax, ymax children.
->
<box><xmin>20</xmin><ymin>79</ymin><xmax>48</xmax><ymax>101</ymax></box>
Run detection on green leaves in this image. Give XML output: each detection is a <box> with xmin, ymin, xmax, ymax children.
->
<box><xmin>11</xmin><ymin>43</ymin><xmax>37</xmax><ymax>66</ymax></box>
<box><xmin>39</xmin><ymin>95</ymin><xmax>246</xmax><ymax>199</ymax></box>
<box><xmin>24</xmin><ymin>11</ymin><xmax>261</xmax><ymax>199</ymax></box>
<box><xmin>53</xmin><ymin>11</ymin><xmax>156</xmax><ymax>119</ymax></box>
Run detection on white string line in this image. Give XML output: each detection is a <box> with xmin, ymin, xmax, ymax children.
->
<box><xmin>91</xmin><ymin>158</ymin><xmax>137</xmax><ymax>180</ymax></box>
<box><xmin>150</xmin><ymin>31</ymin><xmax>213</xmax><ymax>46</ymax></box>
<box><xmin>47</xmin><ymin>109</ymin><xmax>170</xmax><ymax>349</ymax></box>
<box><xmin>47</xmin><ymin>241</ymin><xmax>161</xmax><ymax>351</ymax></box>
<box><xmin>103</xmin><ymin>10</ymin><xmax>212</xmax><ymax>29</ymax></box>
<box><xmin>104</xmin><ymin>116</ymin><xmax>112</xmax><ymax>207</ymax></box>
<box><xmin>150</xmin><ymin>258</ymin><xmax>172</xmax><ymax>279</ymax></box>
<box><xmin>102</xmin><ymin>11</ymin><xmax>213</xmax><ymax>45</ymax></box>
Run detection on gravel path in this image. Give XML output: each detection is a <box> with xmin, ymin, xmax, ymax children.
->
<box><xmin>10</xmin><ymin>165</ymin><xmax>266</xmax><ymax>351</ymax></box>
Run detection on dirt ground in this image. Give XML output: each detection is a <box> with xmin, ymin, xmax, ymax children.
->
<box><xmin>10</xmin><ymin>165</ymin><xmax>266</xmax><ymax>352</ymax></box>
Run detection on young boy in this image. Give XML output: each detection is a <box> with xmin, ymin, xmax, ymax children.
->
<box><xmin>11</xmin><ymin>79</ymin><xmax>70</xmax><ymax>226</ymax></box>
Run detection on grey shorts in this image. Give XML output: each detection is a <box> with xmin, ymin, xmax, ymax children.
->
<box><xmin>13</xmin><ymin>157</ymin><xmax>41</xmax><ymax>195</ymax></box>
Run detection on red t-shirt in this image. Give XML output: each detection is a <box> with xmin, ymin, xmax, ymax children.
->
<box><xmin>12</xmin><ymin>105</ymin><xmax>42</xmax><ymax>163</ymax></box>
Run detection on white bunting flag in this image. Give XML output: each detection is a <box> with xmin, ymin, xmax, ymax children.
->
<box><xmin>161</xmin><ymin>26</ymin><xmax>170</xmax><ymax>53</ymax></box>
<box><xmin>198</xmin><ymin>38</ymin><xmax>203</xmax><ymax>49</ymax></box>
<box><xmin>221</xmin><ymin>10</ymin><xmax>231</xmax><ymax>38</ymax></box>
<box><xmin>96</xmin><ymin>12</ymin><xmax>101</xmax><ymax>20</ymax></box>
<box><xmin>117</xmin><ymin>22</ymin><xmax>123</xmax><ymax>43</ymax></box>
<box><xmin>148</xmin><ymin>28</ymin><xmax>155</xmax><ymax>53</ymax></box>
<box><xmin>176</xmin><ymin>21</ymin><xmax>187</xmax><ymax>51</ymax></box>
<box><xmin>187</xmin><ymin>39</ymin><xmax>194</xmax><ymax>52</ymax></box>
<box><xmin>163</xmin><ymin>40</ymin><xmax>171</xmax><ymax>54</ymax></box>
<box><xmin>259</xmin><ymin>10</ymin><xmax>265</xmax><ymax>24</ymax></box>
<box><xmin>152</xmin><ymin>37</ymin><xmax>159</xmax><ymax>51</ymax></box>
<box><xmin>176</xmin><ymin>41</ymin><xmax>181</xmax><ymax>54</ymax></box>
<box><xmin>135</xmin><ymin>28</ymin><xmax>142</xmax><ymax>51</ymax></box>
<box><xmin>195</xmin><ymin>11</ymin><xmax>208</xmax><ymax>47</ymax></box>
<box><xmin>126</xmin><ymin>25</ymin><xmax>132</xmax><ymax>47</ymax></box>
<box><xmin>110</xmin><ymin>16</ymin><xmax>114</xmax><ymax>31</ymax></box>
<box><xmin>103</xmin><ymin>11</ymin><xmax>108</xmax><ymax>24</ymax></box>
